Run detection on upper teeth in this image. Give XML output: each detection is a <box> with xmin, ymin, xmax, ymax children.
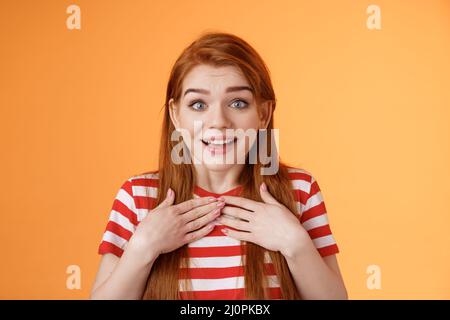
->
<box><xmin>204</xmin><ymin>138</ymin><xmax>234</xmax><ymax>145</ymax></box>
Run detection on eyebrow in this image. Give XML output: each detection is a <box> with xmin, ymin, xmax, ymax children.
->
<box><xmin>183</xmin><ymin>86</ymin><xmax>254</xmax><ymax>97</ymax></box>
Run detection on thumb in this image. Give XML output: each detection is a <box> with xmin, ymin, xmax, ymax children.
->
<box><xmin>156</xmin><ymin>187</ymin><xmax>175</xmax><ymax>209</ymax></box>
<box><xmin>259</xmin><ymin>182</ymin><xmax>278</xmax><ymax>205</ymax></box>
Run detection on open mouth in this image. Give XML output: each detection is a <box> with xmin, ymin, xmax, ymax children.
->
<box><xmin>201</xmin><ymin>137</ymin><xmax>238</xmax><ymax>154</ymax></box>
<box><xmin>201</xmin><ymin>137</ymin><xmax>237</xmax><ymax>146</ymax></box>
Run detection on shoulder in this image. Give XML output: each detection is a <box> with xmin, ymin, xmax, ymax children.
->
<box><xmin>127</xmin><ymin>170</ymin><xmax>160</xmax><ymax>187</ymax></box>
<box><xmin>284</xmin><ymin>165</ymin><xmax>326</xmax><ymax>211</ymax></box>
<box><xmin>123</xmin><ymin>170</ymin><xmax>160</xmax><ymax>198</ymax></box>
<box><xmin>285</xmin><ymin>165</ymin><xmax>316</xmax><ymax>194</ymax></box>
<box><xmin>118</xmin><ymin>170</ymin><xmax>160</xmax><ymax>221</ymax></box>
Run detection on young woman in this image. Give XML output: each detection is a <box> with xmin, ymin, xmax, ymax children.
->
<box><xmin>90</xmin><ymin>32</ymin><xmax>347</xmax><ymax>300</ymax></box>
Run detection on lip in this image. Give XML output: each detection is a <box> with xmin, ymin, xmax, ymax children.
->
<box><xmin>202</xmin><ymin>136</ymin><xmax>236</xmax><ymax>143</ymax></box>
<box><xmin>201</xmin><ymin>137</ymin><xmax>237</xmax><ymax>155</ymax></box>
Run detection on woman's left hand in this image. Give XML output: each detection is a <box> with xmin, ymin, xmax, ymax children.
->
<box><xmin>217</xmin><ymin>183</ymin><xmax>311</xmax><ymax>257</ymax></box>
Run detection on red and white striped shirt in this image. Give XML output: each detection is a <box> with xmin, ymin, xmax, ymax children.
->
<box><xmin>98</xmin><ymin>167</ymin><xmax>340</xmax><ymax>299</ymax></box>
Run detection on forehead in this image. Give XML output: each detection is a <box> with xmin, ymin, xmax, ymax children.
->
<box><xmin>181</xmin><ymin>64</ymin><xmax>250</xmax><ymax>93</ymax></box>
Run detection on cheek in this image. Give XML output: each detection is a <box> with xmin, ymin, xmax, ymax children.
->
<box><xmin>177</xmin><ymin>112</ymin><xmax>198</xmax><ymax>140</ymax></box>
<box><xmin>234</xmin><ymin>112</ymin><xmax>261</xmax><ymax>132</ymax></box>
<box><xmin>237</xmin><ymin>112</ymin><xmax>264</xmax><ymax>147</ymax></box>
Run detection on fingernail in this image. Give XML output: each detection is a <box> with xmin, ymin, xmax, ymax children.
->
<box><xmin>216</xmin><ymin>201</ymin><xmax>225</xmax><ymax>207</ymax></box>
<box><xmin>261</xmin><ymin>182</ymin><xmax>267</xmax><ymax>191</ymax></box>
<box><xmin>217</xmin><ymin>196</ymin><xmax>225</xmax><ymax>201</ymax></box>
<box><xmin>167</xmin><ymin>188</ymin><xmax>172</xmax><ymax>197</ymax></box>
<box><xmin>208</xmin><ymin>197</ymin><xmax>216</xmax><ymax>202</ymax></box>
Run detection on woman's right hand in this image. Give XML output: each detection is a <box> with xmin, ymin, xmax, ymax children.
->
<box><xmin>128</xmin><ymin>188</ymin><xmax>224</xmax><ymax>259</ymax></box>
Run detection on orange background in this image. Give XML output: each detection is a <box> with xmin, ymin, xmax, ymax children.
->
<box><xmin>1</xmin><ymin>0</ymin><xmax>449</xmax><ymax>299</ymax></box>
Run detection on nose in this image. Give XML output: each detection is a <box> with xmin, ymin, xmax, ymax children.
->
<box><xmin>206</xmin><ymin>104</ymin><xmax>232</xmax><ymax>130</ymax></box>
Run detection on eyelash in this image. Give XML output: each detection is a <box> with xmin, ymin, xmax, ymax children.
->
<box><xmin>187</xmin><ymin>99</ymin><xmax>249</xmax><ymax>111</ymax></box>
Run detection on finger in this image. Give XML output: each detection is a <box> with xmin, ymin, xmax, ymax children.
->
<box><xmin>182</xmin><ymin>200</ymin><xmax>225</xmax><ymax>223</ymax></box>
<box><xmin>172</xmin><ymin>196</ymin><xmax>218</xmax><ymax>214</ymax></box>
<box><xmin>218</xmin><ymin>195</ymin><xmax>260</xmax><ymax>211</ymax></box>
<box><xmin>221</xmin><ymin>205</ymin><xmax>254</xmax><ymax>221</ymax></box>
<box><xmin>184</xmin><ymin>222</ymin><xmax>216</xmax><ymax>244</ymax></box>
<box><xmin>222</xmin><ymin>228</ymin><xmax>253</xmax><ymax>242</ymax></box>
<box><xmin>259</xmin><ymin>182</ymin><xmax>279</xmax><ymax>205</ymax></box>
<box><xmin>155</xmin><ymin>188</ymin><xmax>175</xmax><ymax>209</ymax></box>
<box><xmin>218</xmin><ymin>216</ymin><xmax>252</xmax><ymax>232</ymax></box>
<box><xmin>184</xmin><ymin>207</ymin><xmax>221</xmax><ymax>232</ymax></box>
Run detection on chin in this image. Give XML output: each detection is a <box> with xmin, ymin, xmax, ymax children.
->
<box><xmin>202</xmin><ymin>162</ymin><xmax>241</xmax><ymax>172</ymax></box>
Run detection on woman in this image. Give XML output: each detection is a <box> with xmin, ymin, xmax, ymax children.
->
<box><xmin>91</xmin><ymin>32</ymin><xmax>347</xmax><ymax>300</ymax></box>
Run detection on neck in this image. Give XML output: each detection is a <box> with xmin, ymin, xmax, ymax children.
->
<box><xmin>193</xmin><ymin>163</ymin><xmax>245</xmax><ymax>194</ymax></box>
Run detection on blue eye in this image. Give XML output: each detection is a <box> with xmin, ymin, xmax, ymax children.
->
<box><xmin>187</xmin><ymin>99</ymin><xmax>249</xmax><ymax>111</ymax></box>
<box><xmin>188</xmin><ymin>100</ymin><xmax>207</xmax><ymax>111</ymax></box>
<box><xmin>230</xmin><ymin>99</ymin><xmax>248</xmax><ymax>109</ymax></box>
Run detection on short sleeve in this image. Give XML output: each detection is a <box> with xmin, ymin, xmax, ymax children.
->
<box><xmin>98</xmin><ymin>178</ymin><xmax>139</xmax><ymax>258</ymax></box>
<box><xmin>298</xmin><ymin>173</ymin><xmax>340</xmax><ymax>257</ymax></box>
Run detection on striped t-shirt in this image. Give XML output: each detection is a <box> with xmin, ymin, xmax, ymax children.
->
<box><xmin>98</xmin><ymin>167</ymin><xmax>340</xmax><ymax>299</ymax></box>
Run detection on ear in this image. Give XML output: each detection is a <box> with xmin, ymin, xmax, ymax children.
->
<box><xmin>259</xmin><ymin>101</ymin><xmax>273</xmax><ymax>129</ymax></box>
<box><xmin>168</xmin><ymin>98</ymin><xmax>180</xmax><ymax>130</ymax></box>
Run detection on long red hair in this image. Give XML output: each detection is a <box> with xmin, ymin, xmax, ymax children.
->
<box><xmin>142</xmin><ymin>31</ymin><xmax>301</xmax><ymax>299</ymax></box>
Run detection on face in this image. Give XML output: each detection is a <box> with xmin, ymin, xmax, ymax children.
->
<box><xmin>169</xmin><ymin>64</ymin><xmax>272</xmax><ymax>172</ymax></box>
